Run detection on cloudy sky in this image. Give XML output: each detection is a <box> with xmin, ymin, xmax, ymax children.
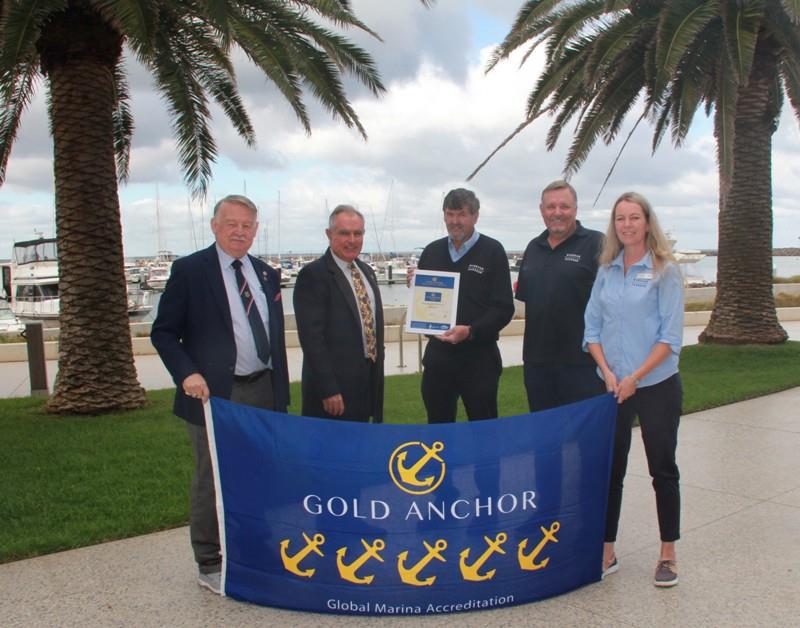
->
<box><xmin>2</xmin><ymin>0</ymin><xmax>800</xmax><ymax>259</ymax></box>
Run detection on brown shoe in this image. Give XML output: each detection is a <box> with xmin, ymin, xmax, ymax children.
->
<box><xmin>654</xmin><ymin>559</ymin><xmax>678</xmax><ymax>587</ymax></box>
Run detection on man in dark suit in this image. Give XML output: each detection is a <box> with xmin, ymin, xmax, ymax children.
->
<box><xmin>293</xmin><ymin>205</ymin><xmax>384</xmax><ymax>422</ymax></box>
<box><xmin>151</xmin><ymin>194</ymin><xmax>289</xmax><ymax>595</ymax></box>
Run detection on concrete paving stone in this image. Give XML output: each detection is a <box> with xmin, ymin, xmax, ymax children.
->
<box><xmin>605</xmin><ymin>473</ymin><xmax>759</xmax><ymax>565</ymax></box>
<box><xmin>769</xmin><ymin>488</ymin><xmax>800</xmax><ymax>509</ymax></box>
<box><xmin>565</xmin><ymin>500</ymin><xmax>800</xmax><ymax>627</ymax></box>
<box><xmin>673</xmin><ymin>419</ymin><xmax>800</xmax><ymax>500</ymax></box>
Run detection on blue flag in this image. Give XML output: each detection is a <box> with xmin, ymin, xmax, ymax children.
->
<box><xmin>206</xmin><ymin>394</ymin><xmax>616</xmax><ymax>615</ymax></box>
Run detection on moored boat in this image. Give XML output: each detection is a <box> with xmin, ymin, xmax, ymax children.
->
<box><xmin>4</xmin><ymin>237</ymin><xmax>155</xmax><ymax>321</ymax></box>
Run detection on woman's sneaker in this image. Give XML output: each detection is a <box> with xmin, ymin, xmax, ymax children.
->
<box><xmin>654</xmin><ymin>560</ymin><xmax>678</xmax><ymax>587</ymax></box>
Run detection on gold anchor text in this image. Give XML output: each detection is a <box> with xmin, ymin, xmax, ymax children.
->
<box><xmin>395</xmin><ymin>441</ymin><xmax>444</xmax><ymax>488</ymax></box>
<box><xmin>397</xmin><ymin>539</ymin><xmax>447</xmax><ymax>586</ymax></box>
<box><xmin>336</xmin><ymin>539</ymin><xmax>386</xmax><ymax>585</ymax></box>
<box><xmin>459</xmin><ymin>532</ymin><xmax>508</xmax><ymax>581</ymax></box>
<box><xmin>518</xmin><ymin>521</ymin><xmax>560</xmax><ymax>571</ymax></box>
<box><xmin>280</xmin><ymin>532</ymin><xmax>325</xmax><ymax>578</ymax></box>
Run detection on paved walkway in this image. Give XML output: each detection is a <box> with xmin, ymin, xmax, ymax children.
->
<box><xmin>2</xmin><ymin>386</ymin><xmax>799</xmax><ymax>626</ymax></box>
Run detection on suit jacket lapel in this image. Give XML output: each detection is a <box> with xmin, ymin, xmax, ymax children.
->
<box><xmin>325</xmin><ymin>250</ymin><xmax>361</xmax><ymax>325</ymax></box>
<box><xmin>250</xmin><ymin>254</ymin><xmax>276</xmax><ymax>303</ymax></box>
<box><xmin>203</xmin><ymin>245</ymin><xmax>233</xmax><ymax>333</ymax></box>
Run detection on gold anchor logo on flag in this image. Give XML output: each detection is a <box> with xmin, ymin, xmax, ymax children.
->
<box><xmin>336</xmin><ymin>539</ymin><xmax>386</xmax><ymax>584</ymax></box>
<box><xmin>459</xmin><ymin>532</ymin><xmax>508</xmax><ymax>581</ymax></box>
<box><xmin>280</xmin><ymin>532</ymin><xmax>325</xmax><ymax>577</ymax></box>
<box><xmin>397</xmin><ymin>539</ymin><xmax>447</xmax><ymax>586</ymax></box>
<box><xmin>388</xmin><ymin>440</ymin><xmax>446</xmax><ymax>495</ymax></box>
<box><xmin>518</xmin><ymin>521</ymin><xmax>560</xmax><ymax>571</ymax></box>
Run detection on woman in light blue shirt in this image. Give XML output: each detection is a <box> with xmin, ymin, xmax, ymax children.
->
<box><xmin>584</xmin><ymin>192</ymin><xmax>684</xmax><ymax>588</ymax></box>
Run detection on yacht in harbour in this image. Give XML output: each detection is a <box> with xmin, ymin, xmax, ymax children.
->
<box><xmin>1</xmin><ymin>237</ymin><xmax>155</xmax><ymax>321</ymax></box>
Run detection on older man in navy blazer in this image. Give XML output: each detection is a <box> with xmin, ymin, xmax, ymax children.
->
<box><xmin>151</xmin><ymin>194</ymin><xmax>289</xmax><ymax>595</ymax></box>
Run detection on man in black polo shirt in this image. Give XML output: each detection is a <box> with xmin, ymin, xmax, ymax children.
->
<box><xmin>417</xmin><ymin>188</ymin><xmax>514</xmax><ymax>423</ymax></box>
<box><xmin>516</xmin><ymin>180</ymin><xmax>604</xmax><ymax>411</ymax></box>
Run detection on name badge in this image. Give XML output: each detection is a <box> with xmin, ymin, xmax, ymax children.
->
<box><xmin>635</xmin><ymin>272</ymin><xmax>653</xmax><ymax>281</ymax></box>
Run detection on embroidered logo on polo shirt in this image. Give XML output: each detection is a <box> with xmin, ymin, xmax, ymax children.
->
<box><xmin>468</xmin><ymin>264</ymin><xmax>484</xmax><ymax>274</ymax></box>
<box><xmin>564</xmin><ymin>253</ymin><xmax>581</xmax><ymax>263</ymax></box>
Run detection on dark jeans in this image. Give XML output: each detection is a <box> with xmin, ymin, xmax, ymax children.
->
<box><xmin>523</xmin><ymin>363</ymin><xmax>606</xmax><ymax>411</ymax></box>
<box><xmin>187</xmin><ymin>371</ymin><xmax>275</xmax><ymax>573</ymax></box>
<box><xmin>605</xmin><ymin>373</ymin><xmax>682</xmax><ymax>543</ymax></box>
<box><xmin>421</xmin><ymin>341</ymin><xmax>502</xmax><ymax>423</ymax></box>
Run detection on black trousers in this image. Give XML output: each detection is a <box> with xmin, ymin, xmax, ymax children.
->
<box><xmin>187</xmin><ymin>371</ymin><xmax>274</xmax><ymax>573</ymax></box>
<box><xmin>523</xmin><ymin>363</ymin><xmax>606</xmax><ymax>411</ymax></box>
<box><xmin>421</xmin><ymin>341</ymin><xmax>502</xmax><ymax>423</ymax></box>
<box><xmin>605</xmin><ymin>373</ymin><xmax>682</xmax><ymax>543</ymax></box>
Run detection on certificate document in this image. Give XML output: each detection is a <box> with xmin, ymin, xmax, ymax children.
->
<box><xmin>405</xmin><ymin>270</ymin><xmax>460</xmax><ymax>335</ymax></box>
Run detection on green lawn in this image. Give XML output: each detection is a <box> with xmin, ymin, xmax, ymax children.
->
<box><xmin>2</xmin><ymin>341</ymin><xmax>799</xmax><ymax>563</ymax></box>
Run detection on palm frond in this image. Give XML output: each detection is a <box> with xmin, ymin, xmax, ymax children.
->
<box><xmin>180</xmin><ymin>18</ymin><xmax>255</xmax><ymax>145</ymax></box>
<box><xmin>720</xmin><ymin>0</ymin><xmax>765</xmax><ymax>85</ymax></box>
<box><xmin>667</xmin><ymin>25</ymin><xmax>724</xmax><ymax>145</ymax></box>
<box><xmin>90</xmin><ymin>0</ymin><xmax>159</xmax><ymax>52</ymax></box>
<box><xmin>524</xmin><ymin>48</ymin><xmax>584</xmax><ymax>117</ymax></box>
<box><xmin>713</xmin><ymin>56</ymin><xmax>738</xmax><ymax>199</ymax></box>
<box><xmin>288</xmin><ymin>0</ymin><xmax>383</xmax><ymax>40</ymax></box>
<box><xmin>0</xmin><ymin>0</ymin><xmax>66</xmax><ymax>72</ymax></box>
<box><xmin>778</xmin><ymin>0</ymin><xmax>800</xmax><ymax>24</ymax></box>
<box><xmin>230</xmin><ymin>4</ymin><xmax>382</xmax><ymax>139</ymax></box>
<box><xmin>584</xmin><ymin>13</ymin><xmax>644</xmax><ymax>80</ymax></box>
<box><xmin>543</xmin><ymin>0</ymin><xmax>606</xmax><ymax>64</ymax></box>
<box><xmin>486</xmin><ymin>0</ymin><xmax>563</xmax><ymax>71</ymax></box>
<box><xmin>286</xmin><ymin>13</ymin><xmax>384</xmax><ymax>96</ymax></box>
<box><xmin>564</xmin><ymin>63</ymin><xmax>645</xmax><ymax>177</ymax></box>
<box><xmin>228</xmin><ymin>10</ymin><xmax>312</xmax><ymax>134</ymax></box>
<box><xmin>654</xmin><ymin>0</ymin><xmax>718</xmax><ymax>96</ymax></box>
<box><xmin>111</xmin><ymin>60</ymin><xmax>132</xmax><ymax>183</ymax></box>
<box><xmin>147</xmin><ymin>18</ymin><xmax>218</xmax><ymax>198</ymax></box>
<box><xmin>0</xmin><ymin>61</ymin><xmax>37</xmax><ymax>184</ymax></box>
<box><xmin>780</xmin><ymin>65</ymin><xmax>800</xmax><ymax>124</ymax></box>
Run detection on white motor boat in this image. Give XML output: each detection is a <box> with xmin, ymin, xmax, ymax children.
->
<box><xmin>0</xmin><ymin>301</ymin><xmax>25</xmax><ymax>334</ymax></box>
<box><xmin>7</xmin><ymin>238</ymin><xmax>60</xmax><ymax>320</ymax></box>
<box><xmin>5</xmin><ymin>237</ymin><xmax>155</xmax><ymax>320</ymax></box>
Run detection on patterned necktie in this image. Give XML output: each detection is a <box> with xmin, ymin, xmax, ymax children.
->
<box><xmin>231</xmin><ymin>259</ymin><xmax>271</xmax><ymax>365</ymax></box>
<box><xmin>350</xmin><ymin>262</ymin><xmax>377</xmax><ymax>361</ymax></box>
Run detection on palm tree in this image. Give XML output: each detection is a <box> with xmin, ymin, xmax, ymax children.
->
<box><xmin>0</xmin><ymin>1</ymin><xmax>412</xmax><ymax>414</ymax></box>
<box><xmin>471</xmin><ymin>0</ymin><xmax>800</xmax><ymax>344</ymax></box>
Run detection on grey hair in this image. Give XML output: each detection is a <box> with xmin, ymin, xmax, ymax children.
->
<box><xmin>328</xmin><ymin>204</ymin><xmax>365</xmax><ymax>229</ymax></box>
<box><xmin>213</xmin><ymin>194</ymin><xmax>258</xmax><ymax>217</ymax></box>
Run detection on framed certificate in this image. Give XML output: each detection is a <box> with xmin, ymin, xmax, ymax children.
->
<box><xmin>405</xmin><ymin>270</ymin><xmax>460</xmax><ymax>335</ymax></box>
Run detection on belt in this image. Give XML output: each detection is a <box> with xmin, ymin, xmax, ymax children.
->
<box><xmin>233</xmin><ymin>369</ymin><xmax>270</xmax><ymax>384</ymax></box>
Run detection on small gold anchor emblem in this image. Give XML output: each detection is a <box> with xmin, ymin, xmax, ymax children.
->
<box><xmin>459</xmin><ymin>532</ymin><xmax>507</xmax><ymax>581</ymax></box>
<box><xmin>336</xmin><ymin>539</ymin><xmax>386</xmax><ymax>584</ymax></box>
<box><xmin>397</xmin><ymin>539</ymin><xmax>447</xmax><ymax>586</ymax></box>
<box><xmin>518</xmin><ymin>521</ymin><xmax>560</xmax><ymax>571</ymax></box>
<box><xmin>280</xmin><ymin>532</ymin><xmax>325</xmax><ymax>578</ymax></box>
<box><xmin>389</xmin><ymin>441</ymin><xmax>445</xmax><ymax>494</ymax></box>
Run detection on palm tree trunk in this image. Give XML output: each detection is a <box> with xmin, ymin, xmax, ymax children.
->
<box><xmin>700</xmin><ymin>38</ymin><xmax>787</xmax><ymax>345</ymax></box>
<box><xmin>42</xmin><ymin>10</ymin><xmax>146</xmax><ymax>413</ymax></box>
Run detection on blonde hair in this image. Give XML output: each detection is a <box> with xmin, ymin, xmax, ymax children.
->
<box><xmin>598</xmin><ymin>192</ymin><xmax>675</xmax><ymax>271</ymax></box>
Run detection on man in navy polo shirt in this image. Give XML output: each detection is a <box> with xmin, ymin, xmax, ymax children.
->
<box><xmin>516</xmin><ymin>180</ymin><xmax>604</xmax><ymax>411</ymax></box>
